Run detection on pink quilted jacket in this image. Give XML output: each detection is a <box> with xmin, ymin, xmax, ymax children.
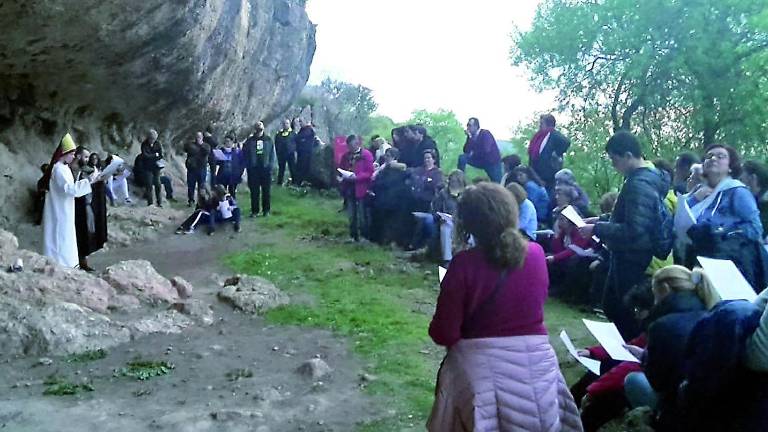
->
<box><xmin>428</xmin><ymin>335</ymin><xmax>583</xmax><ymax>432</ymax></box>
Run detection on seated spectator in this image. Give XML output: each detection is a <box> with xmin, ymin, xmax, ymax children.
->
<box><xmin>408</xmin><ymin>149</ymin><xmax>443</xmax><ymax>213</ymax></box>
<box><xmin>740</xmin><ymin>160</ymin><xmax>768</xmax><ymax>244</ymax></box>
<box><xmin>512</xmin><ymin>165</ymin><xmax>550</xmax><ymax>224</ymax></box>
<box><xmin>673</xmin><ymin>152</ymin><xmax>700</xmax><ymax>195</ymax></box>
<box><xmin>369</xmin><ymin>148</ymin><xmax>410</xmax><ymax>246</ymax></box>
<box><xmin>746</xmin><ymin>287</ymin><xmax>768</xmax><ymax>372</ymax></box>
<box><xmin>682</xmin><ymin>144</ymin><xmax>766</xmax><ymax>290</ymax></box>
<box><xmin>547</xmin><ymin>209</ymin><xmax>597</xmax><ymax>304</ymax></box>
<box><xmin>457</xmin><ymin>117</ymin><xmax>502</xmax><ymax>183</ymax></box>
<box><xmin>500</xmin><ymin>154</ymin><xmax>522</xmax><ymax>187</ymax></box>
<box><xmin>176</xmin><ymin>185</ymin><xmax>240</xmax><ymax>235</ymax></box>
<box><xmin>369</xmin><ymin>135</ymin><xmax>391</xmax><ymax>167</ymax></box>
<box><xmin>427</xmin><ymin>182</ymin><xmax>581</xmax><ymax>431</ymax></box>
<box><xmin>105</xmin><ymin>157</ymin><xmax>132</xmax><ymax>206</ymax></box>
<box><xmin>570</xmin><ymin>281</ymin><xmax>654</xmax><ymax>432</ymax></box>
<box><xmin>506</xmin><ymin>182</ymin><xmax>537</xmax><ymax>240</ymax></box>
<box><xmin>621</xmin><ymin>265</ymin><xmax>717</xmax><ymax>430</ymax></box>
<box><xmin>431</xmin><ymin>170</ymin><xmax>467</xmax><ymax>265</ymax></box>
<box><xmin>554</xmin><ymin>168</ymin><xmax>591</xmax><ymax>216</ymax></box>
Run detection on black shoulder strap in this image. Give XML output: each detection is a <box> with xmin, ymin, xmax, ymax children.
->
<box><xmin>462</xmin><ymin>268</ymin><xmax>510</xmax><ymax>332</ymax></box>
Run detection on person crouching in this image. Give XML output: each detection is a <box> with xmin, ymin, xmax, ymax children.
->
<box><xmin>176</xmin><ymin>185</ymin><xmax>240</xmax><ymax>235</ymax></box>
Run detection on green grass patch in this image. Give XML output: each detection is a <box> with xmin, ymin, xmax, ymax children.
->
<box><xmin>115</xmin><ymin>360</ymin><xmax>175</xmax><ymax>381</ymax></box>
<box><xmin>66</xmin><ymin>348</ymin><xmax>108</xmax><ymax>363</ymax></box>
<box><xmin>43</xmin><ymin>375</ymin><xmax>94</xmax><ymax>396</ymax></box>
<box><xmin>227</xmin><ymin>186</ymin><xmax>593</xmax><ymax>430</ymax></box>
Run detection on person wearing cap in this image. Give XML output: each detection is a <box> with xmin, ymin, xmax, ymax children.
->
<box><xmin>242</xmin><ymin>121</ymin><xmax>276</xmax><ymax>217</ymax></box>
<box><xmin>42</xmin><ymin>133</ymin><xmax>100</xmax><ymax>268</ymax></box>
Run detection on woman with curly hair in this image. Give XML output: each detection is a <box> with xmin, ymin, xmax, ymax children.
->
<box><xmin>428</xmin><ymin>183</ymin><xmax>582</xmax><ymax>431</ymax></box>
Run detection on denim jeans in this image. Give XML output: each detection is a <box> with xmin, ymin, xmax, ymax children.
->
<box><xmin>457</xmin><ymin>153</ymin><xmax>503</xmax><ymax>183</ymax></box>
<box><xmin>411</xmin><ymin>212</ymin><xmax>438</xmax><ymax>249</ymax></box>
<box><xmin>624</xmin><ymin>372</ymin><xmax>658</xmax><ymax>409</ymax></box>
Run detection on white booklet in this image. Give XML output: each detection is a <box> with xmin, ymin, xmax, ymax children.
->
<box><xmin>337</xmin><ymin>168</ymin><xmax>354</xmax><ymax>179</ymax></box>
<box><xmin>697</xmin><ymin>256</ymin><xmax>757</xmax><ymax>302</ymax></box>
<box><xmin>561</xmin><ymin>205</ymin><xmax>586</xmax><ymax>228</ymax></box>
<box><xmin>559</xmin><ymin>330</ymin><xmax>602</xmax><ymax>375</ymax></box>
<box><xmin>436</xmin><ymin>212</ymin><xmax>453</xmax><ymax>222</ymax></box>
<box><xmin>438</xmin><ymin>266</ymin><xmax>447</xmax><ymax>283</ymax></box>
<box><xmin>100</xmin><ymin>155</ymin><xmax>125</xmax><ymax>179</ymax></box>
<box><xmin>675</xmin><ymin>198</ymin><xmax>697</xmax><ymax>239</ymax></box>
<box><xmin>582</xmin><ymin>319</ymin><xmax>640</xmax><ymax>363</ymax></box>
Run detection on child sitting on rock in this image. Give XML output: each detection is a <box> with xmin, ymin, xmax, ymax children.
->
<box><xmin>176</xmin><ymin>185</ymin><xmax>240</xmax><ymax>235</ymax></box>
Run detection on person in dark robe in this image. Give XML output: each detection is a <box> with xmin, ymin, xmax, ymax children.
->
<box><xmin>73</xmin><ymin>150</ymin><xmax>108</xmax><ymax>272</ymax></box>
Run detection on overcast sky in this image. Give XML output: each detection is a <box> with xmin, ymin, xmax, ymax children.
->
<box><xmin>305</xmin><ymin>0</ymin><xmax>557</xmax><ymax>139</ymax></box>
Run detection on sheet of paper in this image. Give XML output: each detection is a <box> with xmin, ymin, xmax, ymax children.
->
<box><xmin>100</xmin><ymin>155</ymin><xmax>125</xmax><ymax>179</ymax></box>
<box><xmin>336</xmin><ymin>168</ymin><xmax>354</xmax><ymax>179</ymax></box>
<box><xmin>438</xmin><ymin>266</ymin><xmax>447</xmax><ymax>283</ymax></box>
<box><xmin>218</xmin><ymin>201</ymin><xmax>232</xmax><ymax>219</ymax></box>
<box><xmin>561</xmin><ymin>205</ymin><xmax>586</xmax><ymax>228</ymax></box>
<box><xmin>436</xmin><ymin>212</ymin><xmax>453</xmax><ymax>222</ymax></box>
<box><xmin>697</xmin><ymin>256</ymin><xmax>757</xmax><ymax>302</ymax></box>
<box><xmin>559</xmin><ymin>330</ymin><xmax>602</xmax><ymax>375</ymax></box>
<box><xmin>582</xmin><ymin>319</ymin><xmax>640</xmax><ymax>363</ymax></box>
<box><xmin>534</xmin><ymin>229</ymin><xmax>555</xmax><ymax>237</ymax></box>
<box><xmin>568</xmin><ymin>244</ymin><xmax>598</xmax><ymax>258</ymax></box>
<box><xmin>411</xmin><ymin>211</ymin><xmax>432</xmax><ymax>218</ymax></box>
<box><xmin>674</xmin><ymin>198</ymin><xmax>697</xmax><ymax>239</ymax></box>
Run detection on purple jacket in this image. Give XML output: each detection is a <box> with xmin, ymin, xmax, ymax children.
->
<box><xmin>463</xmin><ymin>129</ymin><xmax>501</xmax><ymax>166</ymax></box>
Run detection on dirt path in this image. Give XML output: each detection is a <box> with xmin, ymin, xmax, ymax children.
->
<box><xmin>0</xmin><ymin>223</ymin><xmax>377</xmax><ymax>431</ymax></box>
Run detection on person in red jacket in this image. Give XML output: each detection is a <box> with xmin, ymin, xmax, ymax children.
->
<box><xmin>339</xmin><ymin>134</ymin><xmax>374</xmax><ymax>241</ymax></box>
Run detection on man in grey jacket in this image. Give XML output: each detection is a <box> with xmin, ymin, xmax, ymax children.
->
<box><xmin>242</xmin><ymin>122</ymin><xmax>276</xmax><ymax>217</ymax></box>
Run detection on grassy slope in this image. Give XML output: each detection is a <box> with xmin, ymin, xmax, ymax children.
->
<box><xmin>226</xmin><ymin>186</ymin><xmax>597</xmax><ymax>431</ymax></box>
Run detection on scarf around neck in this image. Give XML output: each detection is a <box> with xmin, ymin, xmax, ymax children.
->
<box><xmin>528</xmin><ymin>127</ymin><xmax>554</xmax><ymax>161</ymax></box>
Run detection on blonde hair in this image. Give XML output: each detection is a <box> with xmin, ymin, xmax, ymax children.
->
<box><xmin>652</xmin><ymin>265</ymin><xmax>720</xmax><ymax>309</ymax></box>
<box><xmin>505</xmin><ymin>182</ymin><xmax>528</xmax><ymax>205</ymax></box>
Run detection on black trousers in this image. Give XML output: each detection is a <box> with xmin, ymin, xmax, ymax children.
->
<box><xmin>143</xmin><ymin>169</ymin><xmax>162</xmax><ymax>205</ymax></box>
<box><xmin>276</xmin><ymin>151</ymin><xmax>296</xmax><ymax>185</ymax></box>
<box><xmin>603</xmin><ymin>253</ymin><xmax>651</xmax><ymax>339</ymax></box>
<box><xmin>295</xmin><ymin>143</ymin><xmax>312</xmax><ymax>185</ymax></box>
<box><xmin>247</xmin><ymin>167</ymin><xmax>271</xmax><ymax>215</ymax></box>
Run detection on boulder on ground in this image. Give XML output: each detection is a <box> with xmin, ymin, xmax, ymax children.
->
<box><xmin>169</xmin><ymin>300</ymin><xmax>215</xmax><ymax>326</ymax></box>
<box><xmin>102</xmin><ymin>260</ymin><xmax>180</xmax><ymax>304</ymax></box>
<box><xmin>171</xmin><ymin>276</ymin><xmax>194</xmax><ymax>299</ymax></box>
<box><xmin>296</xmin><ymin>358</ymin><xmax>333</xmax><ymax>380</ymax></box>
<box><xmin>217</xmin><ymin>275</ymin><xmax>289</xmax><ymax>315</ymax></box>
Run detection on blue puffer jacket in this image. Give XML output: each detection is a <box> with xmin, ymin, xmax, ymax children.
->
<box><xmin>678</xmin><ymin>300</ymin><xmax>768</xmax><ymax>432</ymax></box>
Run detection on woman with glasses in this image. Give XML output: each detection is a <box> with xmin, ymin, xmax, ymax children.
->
<box><xmin>678</xmin><ymin>144</ymin><xmax>766</xmax><ymax>290</ymax></box>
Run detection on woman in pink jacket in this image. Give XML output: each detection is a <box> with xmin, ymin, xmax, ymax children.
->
<box><xmin>428</xmin><ymin>182</ymin><xmax>582</xmax><ymax>431</ymax></box>
<box><xmin>339</xmin><ymin>134</ymin><xmax>374</xmax><ymax>241</ymax></box>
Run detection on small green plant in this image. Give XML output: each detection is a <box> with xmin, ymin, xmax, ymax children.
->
<box><xmin>115</xmin><ymin>360</ymin><xmax>175</xmax><ymax>381</ymax></box>
<box><xmin>225</xmin><ymin>368</ymin><xmax>254</xmax><ymax>381</ymax></box>
<box><xmin>42</xmin><ymin>375</ymin><xmax>94</xmax><ymax>396</ymax></box>
<box><xmin>66</xmin><ymin>348</ymin><xmax>108</xmax><ymax>363</ymax></box>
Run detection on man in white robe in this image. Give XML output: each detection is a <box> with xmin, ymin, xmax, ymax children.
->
<box><xmin>42</xmin><ymin>133</ymin><xmax>95</xmax><ymax>268</ymax></box>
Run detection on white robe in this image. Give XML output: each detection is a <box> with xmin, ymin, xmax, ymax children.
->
<box><xmin>42</xmin><ymin>161</ymin><xmax>92</xmax><ymax>268</ymax></box>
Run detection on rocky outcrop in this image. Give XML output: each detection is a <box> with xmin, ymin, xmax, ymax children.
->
<box><xmin>217</xmin><ymin>275</ymin><xmax>289</xmax><ymax>315</ymax></box>
<box><xmin>0</xmin><ymin>229</ymin><xmax>212</xmax><ymax>356</ymax></box>
<box><xmin>0</xmin><ymin>0</ymin><xmax>316</xmax><ymax>227</ymax></box>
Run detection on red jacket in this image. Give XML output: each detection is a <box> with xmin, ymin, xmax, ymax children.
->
<box><xmin>585</xmin><ymin>334</ymin><xmax>647</xmax><ymax>396</ymax></box>
<box><xmin>340</xmin><ymin>148</ymin><xmax>374</xmax><ymax>199</ymax></box>
<box><xmin>550</xmin><ymin>229</ymin><xmax>595</xmax><ymax>264</ymax></box>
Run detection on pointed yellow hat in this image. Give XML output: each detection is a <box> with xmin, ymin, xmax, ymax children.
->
<box><xmin>60</xmin><ymin>133</ymin><xmax>76</xmax><ymax>154</ymax></box>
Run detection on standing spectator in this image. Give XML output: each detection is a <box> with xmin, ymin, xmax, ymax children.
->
<box><xmin>402</xmin><ymin>125</ymin><xmax>440</xmax><ymax>168</ymax></box>
<box><xmin>458</xmin><ymin>117</ymin><xmax>502</xmax><ymax>183</ymax></box>
<box><xmin>184</xmin><ymin>132</ymin><xmax>211</xmax><ymax>206</ymax></box>
<box><xmin>140</xmin><ymin>128</ymin><xmax>165</xmax><ymax>207</ymax></box>
<box><xmin>741</xmin><ymin>160</ymin><xmax>768</xmax><ymax>242</ymax></box>
<box><xmin>203</xmin><ymin>127</ymin><xmax>219</xmax><ymax>188</ymax></box>
<box><xmin>73</xmin><ymin>151</ymin><xmax>108</xmax><ymax>272</ymax></box>
<box><xmin>427</xmin><ymin>183</ymin><xmax>582</xmax><ymax>431</ymax></box>
<box><xmin>513</xmin><ymin>165</ymin><xmax>550</xmax><ymax>225</ymax></box>
<box><xmin>339</xmin><ymin>135</ymin><xmax>374</xmax><ymax>241</ymax></box>
<box><xmin>293</xmin><ymin>117</ymin><xmax>316</xmax><ymax>186</ymax></box>
<box><xmin>243</xmin><ymin>121</ymin><xmax>276</xmax><ymax>217</ymax></box>
<box><xmin>42</xmin><ymin>133</ymin><xmax>96</xmax><ymax>268</ymax></box>
<box><xmin>370</xmin><ymin>135</ymin><xmax>392</xmax><ymax>166</ymax></box>
<box><xmin>370</xmin><ymin>148</ymin><xmax>410</xmax><ymax>246</ymax></box>
<box><xmin>673</xmin><ymin>152</ymin><xmax>700</xmax><ymax>195</ymax></box>
<box><xmin>274</xmin><ymin>118</ymin><xmax>296</xmax><ymax>186</ymax></box>
<box><xmin>683</xmin><ymin>144</ymin><xmax>766</xmax><ymax>290</ymax></box>
<box><xmin>528</xmin><ymin>113</ymin><xmax>570</xmax><ymax>192</ymax></box>
<box><xmin>34</xmin><ymin>163</ymin><xmax>50</xmax><ymax>224</ymax></box>
<box><xmin>500</xmin><ymin>154</ymin><xmax>522</xmax><ymax>187</ymax></box>
<box><xmin>214</xmin><ymin>135</ymin><xmax>243</xmax><ymax>199</ymax></box>
<box><xmin>555</xmin><ymin>168</ymin><xmax>591</xmax><ymax>216</ymax></box>
<box><xmin>579</xmin><ymin>131</ymin><xmax>671</xmax><ymax>339</ymax></box>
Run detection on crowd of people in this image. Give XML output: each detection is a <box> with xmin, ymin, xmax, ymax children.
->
<box><xmin>36</xmin><ymin>110</ymin><xmax>768</xmax><ymax>430</ymax></box>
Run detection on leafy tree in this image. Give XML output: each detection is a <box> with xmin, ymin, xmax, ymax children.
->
<box><xmin>367</xmin><ymin>114</ymin><xmax>397</xmax><ymax>142</ymax></box>
<box><xmin>319</xmin><ymin>78</ymin><xmax>378</xmax><ymax>136</ymax></box>
<box><xmin>511</xmin><ymin>0</ymin><xmax>768</xmax><ymax>153</ymax></box>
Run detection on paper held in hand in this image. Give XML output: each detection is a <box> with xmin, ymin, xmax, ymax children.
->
<box><xmin>559</xmin><ymin>330</ymin><xmax>602</xmax><ymax>375</ymax></box>
<box><xmin>697</xmin><ymin>256</ymin><xmax>757</xmax><ymax>302</ymax></box>
<box><xmin>436</xmin><ymin>212</ymin><xmax>453</xmax><ymax>222</ymax></box>
<box><xmin>582</xmin><ymin>319</ymin><xmax>640</xmax><ymax>363</ymax></box>
<box><xmin>337</xmin><ymin>168</ymin><xmax>354</xmax><ymax>179</ymax></box>
<box><xmin>438</xmin><ymin>266</ymin><xmax>447</xmax><ymax>283</ymax></box>
<box><xmin>561</xmin><ymin>205</ymin><xmax>586</xmax><ymax>228</ymax></box>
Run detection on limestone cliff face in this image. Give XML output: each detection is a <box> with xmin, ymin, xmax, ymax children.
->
<box><xmin>0</xmin><ymin>0</ymin><xmax>315</xmax><ymax>226</ymax></box>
